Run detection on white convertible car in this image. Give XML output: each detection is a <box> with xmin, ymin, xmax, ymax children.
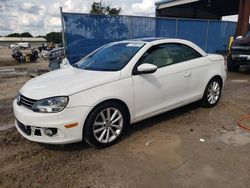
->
<box><xmin>13</xmin><ymin>38</ymin><xmax>226</xmax><ymax>148</ymax></box>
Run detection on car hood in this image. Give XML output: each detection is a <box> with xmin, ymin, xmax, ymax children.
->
<box><xmin>20</xmin><ymin>66</ymin><xmax>121</xmax><ymax>99</ymax></box>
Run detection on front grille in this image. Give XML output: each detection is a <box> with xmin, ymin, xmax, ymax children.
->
<box><xmin>231</xmin><ymin>47</ymin><xmax>250</xmax><ymax>55</ymax></box>
<box><xmin>19</xmin><ymin>95</ymin><xmax>37</xmax><ymax>110</ymax></box>
<box><xmin>17</xmin><ymin>120</ymin><xmax>31</xmax><ymax>135</ymax></box>
<box><xmin>231</xmin><ymin>49</ymin><xmax>250</xmax><ymax>55</ymax></box>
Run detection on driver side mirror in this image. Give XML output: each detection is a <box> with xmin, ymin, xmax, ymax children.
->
<box><xmin>135</xmin><ymin>63</ymin><xmax>157</xmax><ymax>74</ymax></box>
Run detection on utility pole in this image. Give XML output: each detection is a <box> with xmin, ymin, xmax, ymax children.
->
<box><xmin>236</xmin><ymin>0</ymin><xmax>250</xmax><ymax>36</ymax></box>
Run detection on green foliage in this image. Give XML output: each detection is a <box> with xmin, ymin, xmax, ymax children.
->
<box><xmin>6</xmin><ymin>33</ymin><xmax>21</xmax><ymax>37</ymax></box>
<box><xmin>45</xmin><ymin>32</ymin><xmax>62</xmax><ymax>44</ymax></box>
<box><xmin>6</xmin><ymin>32</ymin><xmax>33</xmax><ymax>37</ymax></box>
<box><xmin>35</xmin><ymin>35</ymin><xmax>46</xmax><ymax>39</ymax></box>
<box><xmin>5</xmin><ymin>32</ymin><xmax>62</xmax><ymax>43</ymax></box>
<box><xmin>20</xmin><ymin>32</ymin><xmax>33</xmax><ymax>37</ymax></box>
<box><xmin>90</xmin><ymin>1</ymin><xmax>121</xmax><ymax>15</ymax></box>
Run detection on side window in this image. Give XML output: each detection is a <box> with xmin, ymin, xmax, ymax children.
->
<box><xmin>138</xmin><ymin>43</ymin><xmax>202</xmax><ymax>68</ymax></box>
<box><xmin>181</xmin><ymin>44</ymin><xmax>202</xmax><ymax>61</ymax></box>
<box><xmin>139</xmin><ymin>45</ymin><xmax>175</xmax><ymax>68</ymax></box>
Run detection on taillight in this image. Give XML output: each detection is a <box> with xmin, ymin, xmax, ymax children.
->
<box><xmin>224</xmin><ymin>57</ymin><xmax>227</xmax><ymax>70</ymax></box>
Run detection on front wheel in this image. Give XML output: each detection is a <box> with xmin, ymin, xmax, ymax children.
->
<box><xmin>83</xmin><ymin>102</ymin><xmax>128</xmax><ymax>148</ymax></box>
<box><xmin>201</xmin><ymin>78</ymin><xmax>222</xmax><ymax>107</ymax></box>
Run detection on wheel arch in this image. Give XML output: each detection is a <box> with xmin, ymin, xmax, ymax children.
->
<box><xmin>211</xmin><ymin>75</ymin><xmax>223</xmax><ymax>87</ymax></box>
<box><xmin>84</xmin><ymin>98</ymin><xmax>131</xmax><ymax>128</ymax></box>
<box><xmin>200</xmin><ymin>75</ymin><xmax>223</xmax><ymax>107</ymax></box>
<box><xmin>201</xmin><ymin>74</ymin><xmax>224</xmax><ymax>98</ymax></box>
<box><xmin>82</xmin><ymin>98</ymin><xmax>131</xmax><ymax>147</ymax></box>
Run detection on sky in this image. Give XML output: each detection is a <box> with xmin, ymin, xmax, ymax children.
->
<box><xmin>0</xmin><ymin>0</ymin><xmax>239</xmax><ymax>36</ymax></box>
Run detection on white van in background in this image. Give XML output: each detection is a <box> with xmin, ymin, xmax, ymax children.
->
<box><xmin>9</xmin><ymin>42</ymin><xmax>30</xmax><ymax>49</ymax></box>
<box><xmin>18</xmin><ymin>42</ymin><xmax>30</xmax><ymax>49</ymax></box>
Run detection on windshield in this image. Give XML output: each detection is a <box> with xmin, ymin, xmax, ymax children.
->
<box><xmin>74</xmin><ymin>42</ymin><xmax>145</xmax><ymax>71</ymax></box>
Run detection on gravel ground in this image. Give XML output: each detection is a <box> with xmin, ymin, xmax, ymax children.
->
<box><xmin>0</xmin><ymin>62</ymin><xmax>249</xmax><ymax>188</ymax></box>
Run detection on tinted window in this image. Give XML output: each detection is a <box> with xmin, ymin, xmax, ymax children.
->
<box><xmin>181</xmin><ymin>44</ymin><xmax>202</xmax><ymax>61</ymax></box>
<box><xmin>75</xmin><ymin>42</ymin><xmax>144</xmax><ymax>71</ymax></box>
<box><xmin>139</xmin><ymin>43</ymin><xmax>202</xmax><ymax>68</ymax></box>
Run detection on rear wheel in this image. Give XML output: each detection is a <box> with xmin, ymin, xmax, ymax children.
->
<box><xmin>227</xmin><ymin>55</ymin><xmax>239</xmax><ymax>72</ymax></box>
<box><xmin>84</xmin><ymin>102</ymin><xmax>128</xmax><ymax>148</ymax></box>
<box><xmin>201</xmin><ymin>78</ymin><xmax>222</xmax><ymax>107</ymax></box>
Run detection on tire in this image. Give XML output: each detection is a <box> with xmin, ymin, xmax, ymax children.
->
<box><xmin>201</xmin><ymin>78</ymin><xmax>222</xmax><ymax>108</ymax></box>
<box><xmin>83</xmin><ymin>101</ymin><xmax>129</xmax><ymax>148</ymax></box>
<box><xmin>227</xmin><ymin>55</ymin><xmax>239</xmax><ymax>72</ymax></box>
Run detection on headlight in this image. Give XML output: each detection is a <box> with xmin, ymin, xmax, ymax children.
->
<box><xmin>32</xmin><ymin>96</ymin><xmax>69</xmax><ymax>113</ymax></box>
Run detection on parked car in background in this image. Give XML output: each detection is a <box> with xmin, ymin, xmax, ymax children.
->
<box><xmin>13</xmin><ymin>38</ymin><xmax>226</xmax><ymax>148</ymax></box>
<box><xmin>41</xmin><ymin>49</ymin><xmax>50</xmax><ymax>59</ymax></box>
<box><xmin>227</xmin><ymin>30</ymin><xmax>250</xmax><ymax>72</ymax></box>
<box><xmin>18</xmin><ymin>42</ymin><xmax>31</xmax><ymax>49</ymax></box>
<box><xmin>48</xmin><ymin>47</ymin><xmax>65</xmax><ymax>71</ymax></box>
<box><xmin>40</xmin><ymin>43</ymin><xmax>56</xmax><ymax>59</ymax></box>
<box><xmin>10</xmin><ymin>42</ymin><xmax>30</xmax><ymax>49</ymax></box>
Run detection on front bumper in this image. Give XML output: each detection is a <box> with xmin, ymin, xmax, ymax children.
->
<box><xmin>231</xmin><ymin>54</ymin><xmax>250</xmax><ymax>62</ymax></box>
<box><xmin>13</xmin><ymin>99</ymin><xmax>91</xmax><ymax>144</ymax></box>
<box><xmin>231</xmin><ymin>46</ymin><xmax>250</xmax><ymax>63</ymax></box>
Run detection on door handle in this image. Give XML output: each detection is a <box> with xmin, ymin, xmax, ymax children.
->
<box><xmin>184</xmin><ymin>72</ymin><xmax>191</xmax><ymax>77</ymax></box>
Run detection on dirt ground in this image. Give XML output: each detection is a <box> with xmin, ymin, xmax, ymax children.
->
<box><xmin>0</xmin><ymin>48</ymin><xmax>47</xmax><ymax>67</ymax></box>
<box><xmin>0</xmin><ymin>53</ymin><xmax>250</xmax><ymax>187</ymax></box>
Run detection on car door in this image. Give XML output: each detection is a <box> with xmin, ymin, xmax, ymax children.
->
<box><xmin>177</xmin><ymin>44</ymin><xmax>206</xmax><ymax>102</ymax></box>
<box><xmin>132</xmin><ymin>43</ymin><xmax>193</xmax><ymax>121</ymax></box>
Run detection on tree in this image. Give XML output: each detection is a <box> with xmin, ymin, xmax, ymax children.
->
<box><xmin>90</xmin><ymin>1</ymin><xmax>121</xmax><ymax>15</ymax></box>
<box><xmin>20</xmin><ymin>32</ymin><xmax>33</xmax><ymax>37</ymax></box>
<box><xmin>6</xmin><ymin>33</ymin><xmax>21</xmax><ymax>37</ymax></box>
<box><xmin>6</xmin><ymin>32</ymin><xmax>33</xmax><ymax>37</ymax></box>
<box><xmin>4</xmin><ymin>32</ymin><xmax>62</xmax><ymax>43</ymax></box>
<box><xmin>45</xmin><ymin>32</ymin><xmax>62</xmax><ymax>44</ymax></box>
<box><xmin>106</xmin><ymin>6</ymin><xmax>121</xmax><ymax>15</ymax></box>
<box><xmin>35</xmin><ymin>35</ymin><xmax>46</xmax><ymax>38</ymax></box>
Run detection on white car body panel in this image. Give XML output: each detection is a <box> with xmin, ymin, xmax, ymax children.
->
<box><xmin>13</xmin><ymin>100</ymin><xmax>90</xmax><ymax>144</ymax></box>
<box><xmin>13</xmin><ymin>38</ymin><xmax>226</xmax><ymax>144</ymax></box>
<box><xmin>20</xmin><ymin>67</ymin><xmax>121</xmax><ymax>99</ymax></box>
<box><xmin>132</xmin><ymin>60</ymin><xmax>189</xmax><ymax>120</ymax></box>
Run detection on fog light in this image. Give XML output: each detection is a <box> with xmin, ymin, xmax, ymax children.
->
<box><xmin>44</xmin><ymin>128</ymin><xmax>57</xmax><ymax>136</ymax></box>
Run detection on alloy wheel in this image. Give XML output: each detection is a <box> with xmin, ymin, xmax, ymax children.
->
<box><xmin>93</xmin><ymin>107</ymin><xmax>123</xmax><ymax>143</ymax></box>
<box><xmin>207</xmin><ymin>81</ymin><xmax>220</xmax><ymax>104</ymax></box>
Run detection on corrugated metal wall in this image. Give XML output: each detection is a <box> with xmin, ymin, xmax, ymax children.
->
<box><xmin>62</xmin><ymin>13</ymin><xmax>236</xmax><ymax>64</ymax></box>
